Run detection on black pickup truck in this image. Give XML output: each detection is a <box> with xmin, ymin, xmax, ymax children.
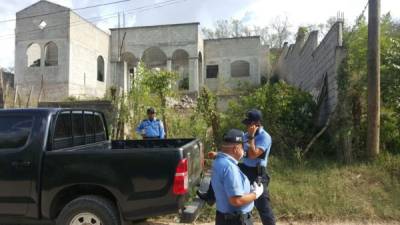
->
<box><xmin>0</xmin><ymin>108</ymin><xmax>204</xmax><ymax>225</ymax></box>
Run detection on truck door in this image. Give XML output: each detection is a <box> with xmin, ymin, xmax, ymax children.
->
<box><xmin>0</xmin><ymin>114</ymin><xmax>35</xmax><ymax>216</ymax></box>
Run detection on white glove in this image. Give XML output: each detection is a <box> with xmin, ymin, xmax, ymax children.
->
<box><xmin>251</xmin><ymin>182</ymin><xmax>264</xmax><ymax>199</ymax></box>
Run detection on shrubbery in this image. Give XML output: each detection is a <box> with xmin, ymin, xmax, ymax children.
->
<box><xmin>221</xmin><ymin>82</ymin><xmax>318</xmax><ymax>158</ymax></box>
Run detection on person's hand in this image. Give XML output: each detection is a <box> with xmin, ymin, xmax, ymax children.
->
<box><xmin>247</xmin><ymin>124</ymin><xmax>257</xmax><ymax>136</ymax></box>
<box><xmin>207</xmin><ymin>151</ymin><xmax>217</xmax><ymax>159</ymax></box>
<box><xmin>251</xmin><ymin>182</ymin><xmax>264</xmax><ymax>199</ymax></box>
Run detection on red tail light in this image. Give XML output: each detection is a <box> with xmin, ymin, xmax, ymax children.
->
<box><xmin>173</xmin><ymin>158</ymin><xmax>188</xmax><ymax>195</ymax></box>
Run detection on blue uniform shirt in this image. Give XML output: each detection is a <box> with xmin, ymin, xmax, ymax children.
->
<box><xmin>136</xmin><ymin>118</ymin><xmax>165</xmax><ymax>139</ymax></box>
<box><xmin>243</xmin><ymin>127</ymin><xmax>272</xmax><ymax>167</ymax></box>
<box><xmin>211</xmin><ymin>152</ymin><xmax>254</xmax><ymax>214</ymax></box>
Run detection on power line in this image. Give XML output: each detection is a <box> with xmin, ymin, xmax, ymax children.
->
<box><xmin>0</xmin><ymin>0</ymin><xmax>132</xmax><ymax>24</ymax></box>
<box><xmin>0</xmin><ymin>0</ymin><xmax>188</xmax><ymax>40</ymax></box>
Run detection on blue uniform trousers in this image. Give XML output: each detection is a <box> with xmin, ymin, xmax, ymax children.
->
<box><xmin>238</xmin><ymin>163</ymin><xmax>276</xmax><ymax>225</ymax></box>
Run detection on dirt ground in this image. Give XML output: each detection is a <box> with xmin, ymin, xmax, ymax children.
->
<box><xmin>136</xmin><ymin>219</ymin><xmax>400</xmax><ymax>225</ymax></box>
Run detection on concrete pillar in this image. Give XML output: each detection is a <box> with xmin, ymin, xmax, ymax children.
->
<box><xmin>114</xmin><ymin>61</ymin><xmax>126</xmax><ymax>95</ymax></box>
<box><xmin>123</xmin><ymin>61</ymin><xmax>128</xmax><ymax>94</ymax></box>
<box><xmin>167</xmin><ymin>58</ymin><xmax>172</xmax><ymax>71</ymax></box>
<box><xmin>189</xmin><ymin>57</ymin><xmax>199</xmax><ymax>92</ymax></box>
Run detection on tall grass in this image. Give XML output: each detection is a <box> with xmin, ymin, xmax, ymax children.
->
<box><xmin>269</xmin><ymin>153</ymin><xmax>400</xmax><ymax>221</ymax></box>
<box><xmin>194</xmin><ymin>154</ymin><xmax>400</xmax><ymax>222</ymax></box>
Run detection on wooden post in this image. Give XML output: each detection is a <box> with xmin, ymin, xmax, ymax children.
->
<box><xmin>4</xmin><ymin>84</ymin><xmax>9</xmax><ymax>108</ymax></box>
<box><xmin>38</xmin><ymin>74</ymin><xmax>44</xmax><ymax>103</ymax></box>
<box><xmin>13</xmin><ymin>85</ymin><xmax>18</xmax><ymax>108</ymax></box>
<box><xmin>367</xmin><ymin>0</ymin><xmax>381</xmax><ymax>159</ymax></box>
<box><xmin>26</xmin><ymin>86</ymin><xmax>33</xmax><ymax>108</ymax></box>
<box><xmin>0</xmin><ymin>70</ymin><xmax>4</xmax><ymax>109</ymax></box>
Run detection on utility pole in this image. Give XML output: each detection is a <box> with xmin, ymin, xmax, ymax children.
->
<box><xmin>367</xmin><ymin>0</ymin><xmax>381</xmax><ymax>159</ymax></box>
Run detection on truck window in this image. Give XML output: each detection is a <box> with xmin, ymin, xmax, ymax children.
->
<box><xmin>72</xmin><ymin>111</ymin><xmax>85</xmax><ymax>146</ymax></box>
<box><xmin>53</xmin><ymin>111</ymin><xmax>73</xmax><ymax>150</ymax></box>
<box><xmin>84</xmin><ymin>111</ymin><xmax>95</xmax><ymax>144</ymax></box>
<box><xmin>0</xmin><ymin>116</ymin><xmax>33</xmax><ymax>149</ymax></box>
<box><xmin>94</xmin><ymin>113</ymin><xmax>106</xmax><ymax>141</ymax></box>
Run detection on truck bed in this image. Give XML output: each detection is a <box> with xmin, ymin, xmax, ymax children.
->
<box><xmin>111</xmin><ymin>138</ymin><xmax>203</xmax><ymax>188</ymax></box>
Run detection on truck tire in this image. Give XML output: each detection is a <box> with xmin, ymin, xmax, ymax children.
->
<box><xmin>56</xmin><ymin>195</ymin><xmax>120</xmax><ymax>225</ymax></box>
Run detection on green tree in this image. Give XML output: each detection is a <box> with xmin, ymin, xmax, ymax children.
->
<box><xmin>335</xmin><ymin>13</ymin><xmax>400</xmax><ymax>158</ymax></box>
<box><xmin>126</xmin><ymin>62</ymin><xmax>158</xmax><ymax>138</ymax></box>
<box><xmin>142</xmin><ymin>67</ymin><xmax>178</xmax><ymax>137</ymax></box>
<box><xmin>196</xmin><ymin>87</ymin><xmax>221</xmax><ymax>151</ymax></box>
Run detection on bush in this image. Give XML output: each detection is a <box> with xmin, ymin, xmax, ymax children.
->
<box><xmin>221</xmin><ymin>81</ymin><xmax>318</xmax><ymax>158</ymax></box>
<box><xmin>380</xmin><ymin>109</ymin><xmax>400</xmax><ymax>154</ymax></box>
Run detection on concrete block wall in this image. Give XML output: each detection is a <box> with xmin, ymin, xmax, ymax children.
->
<box><xmin>277</xmin><ymin>22</ymin><xmax>345</xmax><ymax>124</ymax></box>
<box><xmin>204</xmin><ymin>36</ymin><xmax>266</xmax><ymax>92</ymax></box>
<box><xmin>15</xmin><ymin>1</ymin><xmax>70</xmax><ymax>102</ymax></box>
<box><xmin>69</xmin><ymin>11</ymin><xmax>110</xmax><ymax>99</ymax></box>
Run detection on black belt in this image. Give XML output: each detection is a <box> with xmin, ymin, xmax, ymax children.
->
<box><xmin>241</xmin><ymin>164</ymin><xmax>267</xmax><ymax>175</ymax></box>
<box><xmin>216</xmin><ymin>211</ymin><xmax>251</xmax><ymax>220</ymax></box>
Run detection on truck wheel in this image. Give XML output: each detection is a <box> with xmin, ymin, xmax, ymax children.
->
<box><xmin>56</xmin><ymin>195</ymin><xmax>120</xmax><ymax>225</ymax></box>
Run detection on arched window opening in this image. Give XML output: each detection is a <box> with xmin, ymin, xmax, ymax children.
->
<box><xmin>44</xmin><ymin>41</ymin><xmax>58</xmax><ymax>66</ymax></box>
<box><xmin>26</xmin><ymin>43</ymin><xmax>41</xmax><ymax>67</ymax></box>
<box><xmin>97</xmin><ymin>56</ymin><xmax>105</xmax><ymax>82</ymax></box>
<box><xmin>231</xmin><ymin>60</ymin><xmax>250</xmax><ymax>77</ymax></box>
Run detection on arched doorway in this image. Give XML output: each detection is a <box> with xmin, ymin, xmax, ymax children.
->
<box><xmin>121</xmin><ymin>52</ymin><xmax>138</xmax><ymax>76</ymax></box>
<box><xmin>172</xmin><ymin>49</ymin><xmax>189</xmax><ymax>90</ymax></box>
<box><xmin>121</xmin><ymin>52</ymin><xmax>139</xmax><ymax>90</ymax></box>
<box><xmin>141</xmin><ymin>47</ymin><xmax>167</xmax><ymax>69</ymax></box>
<box><xmin>198</xmin><ymin>52</ymin><xmax>203</xmax><ymax>87</ymax></box>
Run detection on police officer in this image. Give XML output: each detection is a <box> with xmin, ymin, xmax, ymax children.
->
<box><xmin>135</xmin><ymin>107</ymin><xmax>165</xmax><ymax>139</ymax></box>
<box><xmin>212</xmin><ymin>129</ymin><xmax>264</xmax><ymax>225</ymax></box>
<box><xmin>241</xmin><ymin>109</ymin><xmax>276</xmax><ymax>225</ymax></box>
<box><xmin>198</xmin><ymin>109</ymin><xmax>276</xmax><ymax>225</ymax></box>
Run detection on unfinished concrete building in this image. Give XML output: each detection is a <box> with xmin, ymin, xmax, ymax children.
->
<box><xmin>14</xmin><ymin>0</ymin><xmax>270</xmax><ymax>102</ymax></box>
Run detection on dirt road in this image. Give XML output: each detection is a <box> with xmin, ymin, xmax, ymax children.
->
<box><xmin>137</xmin><ymin>219</ymin><xmax>400</xmax><ymax>225</ymax></box>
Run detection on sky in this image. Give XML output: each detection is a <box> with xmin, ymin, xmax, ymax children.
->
<box><xmin>0</xmin><ymin>0</ymin><xmax>399</xmax><ymax>69</ymax></box>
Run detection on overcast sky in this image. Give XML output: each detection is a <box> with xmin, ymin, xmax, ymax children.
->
<box><xmin>0</xmin><ymin>0</ymin><xmax>399</xmax><ymax>68</ymax></box>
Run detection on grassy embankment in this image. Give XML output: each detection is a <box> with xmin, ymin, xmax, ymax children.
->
<box><xmin>196</xmin><ymin>153</ymin><xmax>400</xmax><ymax>223</ymax></box>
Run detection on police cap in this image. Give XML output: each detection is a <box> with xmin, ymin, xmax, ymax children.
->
<box><xmin>242</xmin><ymin>109</ymin><xmax>262</xmax><ymax>125</ymax></box>
<box><xmin>223</xmin><ymin>129</ymin><xmax>245</xmax><ymax>144</ymax></box>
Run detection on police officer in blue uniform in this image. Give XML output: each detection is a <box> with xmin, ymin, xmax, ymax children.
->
<box><xmin>136</xmin><ymin>107</ymin><xmax>165</xmax><ymax>139</ymax></box>
<box><xmin>240</xmin><ymin>109</ymin><xmax>276</xmax><ymax>225</ymax></box>
<box><xmin>198</xmin><ymin>109</ymin><xmax>276</xmax><ymax>225</ymax></box>
<box><xmin>212</xmin><ymin>129</ymin><xmax>264</xmax><ymax>225</ymax></box>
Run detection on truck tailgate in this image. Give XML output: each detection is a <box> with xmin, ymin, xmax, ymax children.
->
<box><xmin>179</xmin><ymin>139</ymin><xmax>203</xmax><ymax>187</ymax></box>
